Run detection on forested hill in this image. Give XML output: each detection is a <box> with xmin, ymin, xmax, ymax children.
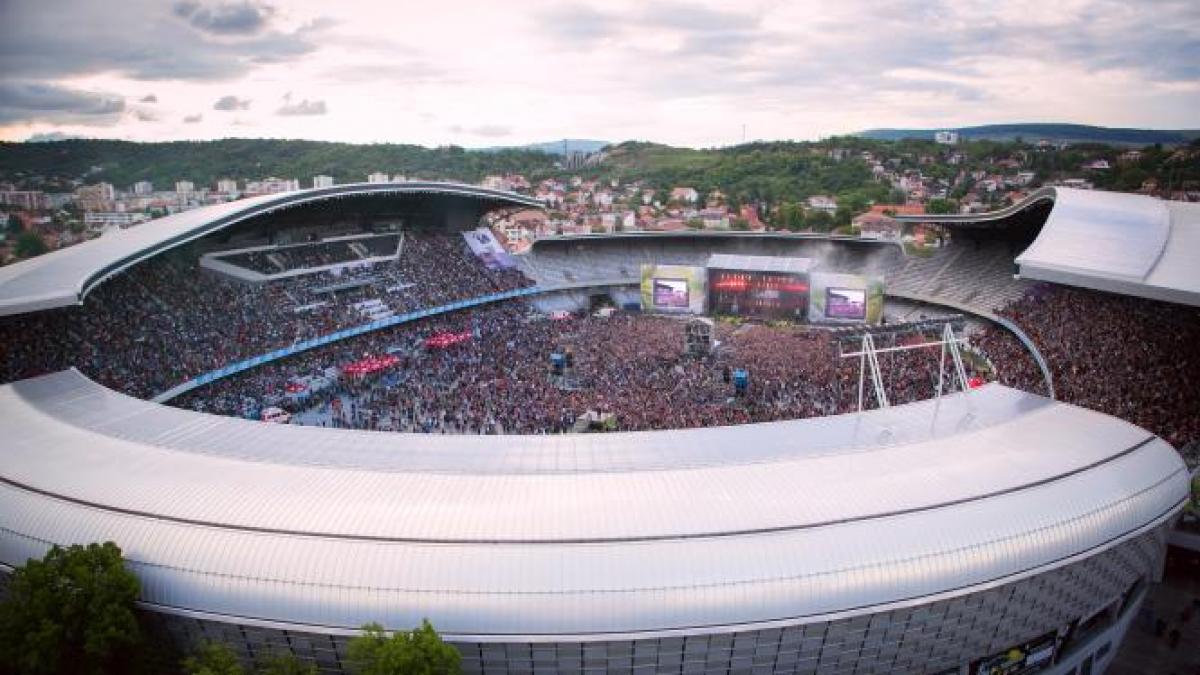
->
<box><xmin>0</xmin><ymin>138</ymin><xmax>561</xmax><ymax>191</ymax></box>
<box><xmin>858</xmin><ymin>123</ymin><xmax>1200</xmax><ymax>146</ymax></box>
<box><xmin>0</xmin><ymin>138</ymin><xmax>897</xmax><ymax>206</ymax></box>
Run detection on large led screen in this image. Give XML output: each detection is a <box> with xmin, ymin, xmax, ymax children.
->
<box><xmin>640</xmin><ymin>265</ymin><xmax>707</xmax><ymax>314</ymax></box>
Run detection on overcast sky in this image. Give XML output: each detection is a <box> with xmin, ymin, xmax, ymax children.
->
<box><xmin>0</xmin><ymin>0</ymin><xmax>1197</xmax><ymax>147</ymax></box>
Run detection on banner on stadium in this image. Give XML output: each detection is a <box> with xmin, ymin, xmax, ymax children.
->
<box><xmin>640</xmin><ymin>264</ymin><xmax>707</xmax><ymax>315</ymax></box>
<box><xmin>808</xmin><ymin>272</ymin><xmax>885</xmax><ymax>325</ymax></box>
<box><xmin>342</xmin><ymin>354</ymin><xmax>400</xmax><ymax>377</ymax></box>
<box><xmin>425</xmin><ymin>330</ymin><xmax>473</xmax><ymax>349</ymax></box>
<box><xmin>462</xmin><ymin>228</ymin><xmax>515</xmax><ymax>270</ymax></box>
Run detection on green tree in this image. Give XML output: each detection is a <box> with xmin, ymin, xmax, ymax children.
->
<box><xmin>808</xmin><ymin>210</ymin><xmax>834</xmax><ymax>232</ymax></box>
<box><xmin>0</xmin><ymin>542</ymin><xmax>141</xmax><ymax>675</ymax></box>
<box><xmin>685</xmin><ymin>218</ymin><xmax>704</xmax><ymax>230</ymax></box>
<box><xmin>926</xmin><ymin>198</ymin><xmax>956</xmax><ymax>215</ymax></box>
<box><xmin>15</xmin><ymin>230</ymin><xmax>48</xmax><ymax>258</ymax></box>
<box><xmin>730</xmin><ymin>217</ymin><xmax>751</xmax><ymax>231</ymax></box>
<box><xmin>347</xmin><ymin>621</ymin><xmax>461</xmax><ymax>675</ymax></box>
<box><xmin>183</xmin><ymin>642</ymin><xmax>245</xmax><ymax>675</ymax></box>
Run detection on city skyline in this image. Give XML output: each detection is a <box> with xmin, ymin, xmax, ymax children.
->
<box><xmin>1</xmin><ymin>0</ymin><xmax>1198</xmax><ymax>147</ymax></box>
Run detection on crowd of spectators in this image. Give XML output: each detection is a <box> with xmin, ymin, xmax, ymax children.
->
<box><xmin>175</xmin><ymin>307</ymin><xmax>981</xmax><ymax>434</ymax></box>
<box><xmin>0</xmin><ymin>231</ymin><xmax>532</xmax><ymax>399</ymax></box>
<box><xmin>4</xmin><ymin>226</ymin><xmax>1199</xmax><ymax>448</ymax></box>
<box><xmin>975</xmin><ymin>284</ymin><xmax>1200</xmax><ymax>450</ymax></box>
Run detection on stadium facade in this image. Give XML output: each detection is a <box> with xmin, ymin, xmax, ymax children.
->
<box><xmin>0</xmin><ymin>183</ymin><xmax>1194</xmax><ymax>675</ymax></box>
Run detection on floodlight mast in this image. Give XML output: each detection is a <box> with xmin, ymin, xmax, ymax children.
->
<box><xmin>842</xmin><ymin>322</ymin><xmax>973</xmax><ymax>412</ymax></box>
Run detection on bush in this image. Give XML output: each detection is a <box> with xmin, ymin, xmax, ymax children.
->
<box><xmin>347</xmin><ymin>620</ymin><xmax>460</xmax><ymax>675</ymax></box>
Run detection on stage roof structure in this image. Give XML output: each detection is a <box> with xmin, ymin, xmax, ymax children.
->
<box><xmin>706</xmin><ymin>253</ymin><xmax>817</xmax><ymax>274</ymax></box>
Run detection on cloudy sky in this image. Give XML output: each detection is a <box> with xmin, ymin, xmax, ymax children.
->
<box><xmin>1</xmin><ymin>0</ymin><xmax>1197</xmax><ymax>147</ymax></box>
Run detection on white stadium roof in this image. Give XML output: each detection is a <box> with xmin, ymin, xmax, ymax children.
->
<box><xmin>1015</xmin><ymin>188</ymin><xmax>1200</xmax><ymax>306</ymax></box>
<box><xmin>0</xmin><ymin>182</ymin><xmax>542</xmax><ymax>316</ymax></box>
<box><xmin>0</xmin><ymin>370</ymin><xmax>1188</xmax><ymax>639</ymax></box>
<box><xmin>894</xmin><ymin>187</ymin><xmax>1200</xmax><ymax>307</ymax></box>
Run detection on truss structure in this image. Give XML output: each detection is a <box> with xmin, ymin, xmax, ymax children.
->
<box><xmin>841</xmin><ymin>323</ymin><xmax>973</xmax><ymax>412</ymax></box>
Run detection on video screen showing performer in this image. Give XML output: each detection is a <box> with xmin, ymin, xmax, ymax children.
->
<box><xmin>652</xmin><ymin>278</ymin><xmax>689</xmax><ymax>309</ymax></box>
<box><xmin>825</xmin><ymin>287</ymin><xmax>866</xmax><ymax>320</ymax></box>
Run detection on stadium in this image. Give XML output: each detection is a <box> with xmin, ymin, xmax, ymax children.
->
<box><xmin>0</xmin><ymin>181</ymin><xmax>1197</xmax><ymax>675</ymax></box>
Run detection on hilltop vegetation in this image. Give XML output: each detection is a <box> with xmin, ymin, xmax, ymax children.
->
<box><xmin>0</xmin><ymin>138</ymin><xmax>560</xmax><ymax>192</ymax></box>
<box><xmin>858</xmin><ymin>123</ymin><xmax>1200</xmax><ymax>146</ymax></box>
<box><xmin>1</xmin><ymin>136</ymin><xmax>1197</xmax><ymax>213</ymax></box>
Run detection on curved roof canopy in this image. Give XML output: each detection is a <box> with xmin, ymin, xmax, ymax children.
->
<box><xmin>0</xmin><ymin>370</ymin><xmax>1187</xmax><ymax>639</ymax></box>
<box><xmin>898</xmin><ymin>187</ymin><xmax>1200</xmax><ymax>306</ymax></box>
<box><xmin>1015</xmin><ymin>189</ymin><xmax>1200</xmax><ymax>306</ymax></box>
<box><xmin>0</xmin><ymin>182</ymin><xmax>542</xmax><ymax>317</ymax></box>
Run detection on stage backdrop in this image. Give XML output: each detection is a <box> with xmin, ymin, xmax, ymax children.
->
<box><xmin>640</xmin><ymin>264</ymin><xmax>707</xmax><ymax>315</ymax></box>
<box><xmin>809</xmin><ymin>272</ymin><xmax>885</xmax><ymax>325</ymax></box>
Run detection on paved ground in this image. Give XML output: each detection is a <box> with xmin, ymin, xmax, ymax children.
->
<box><xmin>1109</xmin><ymin>545</ymin><xmax>1200</xmax><ymax>675</ymax></box>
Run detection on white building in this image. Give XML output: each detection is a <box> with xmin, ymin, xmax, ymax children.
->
<box><xmin>84</xmin><ymin>211</ymin><xmax>149</xmax><ymax>231</ymax></box>
<box><xmin>934</xmin><ymin>130</ymin><xmax>960</xmax><ymax>145</ymax></box>
<box><xmin>481</xmin><ymin>175</ymin><xmax>511</xmax><ymax>192</ymax></box>
<box><xmin>367</xmin><ymin>172</ymin><xmax>390</xmax><ymax>184</ymax></box>
<box><xmin>244</xmin><ymin>178</ymin><xmax>300</xmax><ymax>196</ymax></box>
<box><xmin>807</xmin><ymin>195</ymin><xmax>838</xmax><ymax>213</ymax></box>
<box><xmin>175</xmin><ymin>181</ymin><xmax>195</xmax><ymax>195</ymax></box>
<box><xmin>216</xmin><ymin>179</ymin><xmax>239</xmax><ymax>195</ymax></box>
<box><xmin>313</xmin><ymin>175</ymin><xmax>335</xmax><ymax>189</ymax></box>
<box><xmin>132</xmin><ymin>181</ymin><xmax>154</xmax><ymax>196</ymax></box>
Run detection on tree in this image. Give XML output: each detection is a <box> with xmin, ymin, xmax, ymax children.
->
<box><xmin>15</xmin><ymin>231</ymin><xmax>48</xmax><ymax>258</ymax></box>
<box><xmin>808</xmin><ymin>210</ymin><xmax>834</xmax><ymax>232</ymax></box>
<box><xmin>926</xmin><ymin>198</ymin><xmax>956</xmax><ymax>215</ymax></box>
<box><xmin>777</xmin><ymin>202</ymin><xmax>805</xmax><ymax>231</ymax></box>
<box><xmin>182</xmin><ymin>642</ymin><xmax>244</xmax><ymax>675</ymax></box>
<box><xmin>685</xmin><ymin>218</ymin><xmax>704</xmax><ymax>230</ymax></box>
<box><xmin>730</xmin><ymin>217</ymin><xmax>751</xmax><ymax>231</ymax></box>
<box><xmin>0</xmin><ymin>542</ymin><xmax>141</xmax><ymax>675</ymax></box>
<box><xmin>347</xmin><ymin>621</ymin><xmax>461</xmax><ymax>675</ymax></box>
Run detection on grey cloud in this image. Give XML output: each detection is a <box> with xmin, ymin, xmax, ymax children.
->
<box><xmin>0</xmin><ymin>0</ymin><xmax>324</xmax><ymax>81</ymax></box>
<box><xmin>276</xmin><ymin>99</ymin><xmax>327</xmax><ymax>116</ymax></box>
<box><xmin>131</xmin><ymin>108</ymin><xmax>159</xmax><ymax>122</ymax></box>
<box><xmin>0</xmin><ymin>81</ymin><xmax>125</xmax><ymax>124</ymax></box>
<box><xmin>140</xmin><ymin>94</ymin><xmax>158</xmax><ymax>103</ymax></box>
<box><xmin>641</xmin><ymin>1</ymin><xmax>760</xmax><ymax>32</ymax></box>
<box><xmin>539</xmin><ymin>3</ymin><xmax>620</xmax><ymax>44</ymax></box>
<box><xmin>173</xmin><ymin>1</ymin><xmax>275</xmax><ymax>36</ymax></box>
<box><xmin>213</xmin><ymin>95</ymin><xmax>251</xmax><ymax>110</ymax></box>
<box><xmin>183</xmin><ymin>114</ymin><xmax>203</xmax><ymax>123</ymax></box>
<box><xmin>450</xmin><ymin>124</ymin><xmax>513</xmax><ymax>138</ymax></box>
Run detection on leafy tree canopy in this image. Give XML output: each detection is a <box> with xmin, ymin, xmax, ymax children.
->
<box><xmin>0</xmin><ymin>542</ymin><xmax>141</xmax><ymax>675</ymax></box>
<box><xmin>14</xmin><ymin>231</ymin><xmax>48</xmax><ymax>258</ymax></box>
<box><xmin>347</xmin><ymin>620</ymin><xmax>461</xmax><ymax>675</ymax></box>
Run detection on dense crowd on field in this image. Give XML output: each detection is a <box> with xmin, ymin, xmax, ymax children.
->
<box><xmin>173</xmin><ymin>305</ymin><xmax>982</xmax><ymax>433</ymax></box>
<box><xmin>1</xmin><ymin>229</ymin><xmax>1198</xmax><ymax>449</ymax></box>
<box><xmin>975</xmin><ymin>284</ymin><xmax>1200</xmax><ymax>452</ymax></box>
<box><xmin>0</xmin><ymin>232</ymin><xmax>532</xmax><ymax>399</ymax></box>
